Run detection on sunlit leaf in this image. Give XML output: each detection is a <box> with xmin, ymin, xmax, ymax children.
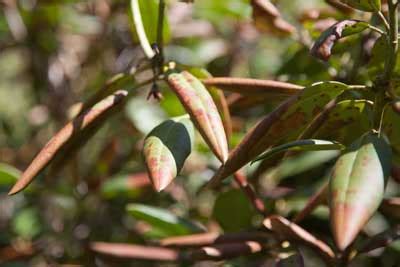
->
<box><xmin>143</xmin><ymin>115</ymin><xmax>194</xmax><ymax>192</ymax></box>
<box><xmin>253</xmin><ymin>139</ymin><xmax>344</xmax><ymax>163</ymax></box>
<box><xmin>167</xmin><ymin>71</ymin><xmax>229</xmax><ymax>162</ymax></box>
<box><xmin>329</xmin><ymin>132</ymin><xmax>392</xmax><ymax>250</ymax></box>
<box><xmin>206</xmin><ymin>81</ymin><xmax>349</xmax><ymax>188</ymax></box>
<box><xmin>339</xmin><ymin>0</ymin><xmax>381</xmax><ymax>12</ymax></box>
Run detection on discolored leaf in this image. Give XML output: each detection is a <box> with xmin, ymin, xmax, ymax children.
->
<box><xmin>206</xmin><ymin>81</ymin><xmax>349</xmax><ymax>188</ymax></box>
<box><xmin>339</xmin><ymin>0</ymin><xmax>381</xmax><ymax>12</ymax></box>
<box><xmin>188</xmin><ymin>68</ymin><xmax>233</xmax><ymax>141</ymax></box>
<box><xmin>91</xmin><ymin>242</ymin><xmax>179</xmax><ymax>261</ymax></box>
<box><xmin>202</xmin><ymin>77</ymin><xmax>304</xmax><ymax>97</ymax></box>
<box><xmin>329</xmin><ymin>132</ymin><xmax>392</xmax><ymax>251</ymax></box>
<box><xmin>253</xmin><ymin>139</ymin><xmax>344</xmax><ymax>163</ymax></box>
<box><xmin>311</xmin><ymin>20</ymin><xmax>369</xmax><ymax>61</ymax></box>
<box><xmin>160</xmin><ymin>232</ymin><xmax>271</xmax><ymax>247</ymax></box>
<box><xmin>143</xmin><ymin>115</ymin><xmax>194</xmax><ymax>192</ymax></box>
<box><xmin>126</xmin><ymin>204</ymin><xmax>204</xmax><ymax>237</ymax></box>
<box><xmin>313</xmin><ymin>100</ymin><xmax>373</xmax><ymax>146</ymax></box>
<box><xmin>167</xmin><ymin>71</ymin><xmax>229</xmax><ymax>162</ymax></box>
<box><xmin>251</xmin><ymin>0</ymin><xmax>296</xmax><ymax>36</ymax></box>
<box><xmin>8</xmin><ymin>90</ymin><xmax>128</xmax><ymax>195</ymax></box>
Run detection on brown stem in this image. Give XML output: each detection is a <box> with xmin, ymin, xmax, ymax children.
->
<box><xmin>233</xmin><ymin>171</ymin><xmax>266</xmax><ymax>215</ymax></box>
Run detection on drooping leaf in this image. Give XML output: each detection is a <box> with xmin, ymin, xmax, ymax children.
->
<box><xmin>167</xmin><ymin>71</ymin><xmax>229</xmax><ymax>162</ymax></box>
<box><xmin>188</xmin><ymin>68</ymin><xmax>233</xmax><ymax>140</ymax></box>
<box><xmin>251</xmin><ymin>0</ymin><xmax>296</xmax><ymax>36</ymax></box>
<box><xmin>126</xmin><ymin>204</ymin><xmax>204</xmax><ymax>237</ymax></box>
<box><xmin>263</xmin><ymin>215</ymin><xmax>335</xmax><ymax>265</ymax></box>
<box><xmin>329</xmin><ymin>132</ymin><xmax>392</xmax><ymax>251</ymax></box>
<box><xmin>206</xmin><ymin>81</ymin><xmax>349</xmax><ymax>188</ymax></box>
<box><xmin>143</xmin><ymin>115</ymin><xmax>194</xmax><ymax>192</ymax></box>
<box><xmin>339</xmin><ymin>0</ymin><xmax>381</xmax><ymax>12</ymax></box>
<box><xmin>202</xmin><ymin>77</ymin><xmax>304</xmax><ymax>96</ymax></box>
<box><xmin>253</xmin><ymin>139</ymin><xmax>344</xmax><ymax>163</ymax></box>
<box><xmin>311</xmin><ymin>20</ymin><xmax>369</xmax><ymax>61</ymax></box>
<box><xmin>212</xmin><ymin>189</ymin><xmax>255</xmax><ymax>232</ymax></box>
<box><xmin>8</xmin><ymin>90</ymin><xmax>128</xmax><ymax>195</ymax></box>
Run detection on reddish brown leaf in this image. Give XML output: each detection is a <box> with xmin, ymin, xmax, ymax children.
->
<box><xmin>188</xmin><ymin>241</ymin><xmax>263</xmax><ymax>261</ymax></box>
<box><xmin>380</xmin><ymin>197</ymin><xmax>400</xmax><ymax>220</ymax></box>
<box><xmin>160</xmin><ymin>232</ymin><xmax>271</xmax><ymax>247</ymax></box>
<box><xmin>8</xmin><ymin>90</ymin><xmax>128</xmax><ymax>195</ymax></box>
<box><xmin>311</xmin><ymin>20</ymin><xmax>369</xmax><ymax>61</ymax></box>
<box><xmin>167</xmin><ymin>71</ymin><xmax>229</xmax><ymax>162</ymax></box>
<box><xmin>90</xmin><ymin>242</ymin><xmax>179</xmax><ymax>261</ymax></box>
<box><xmin>203</xmin><ymin>77</ymin><xmax>304</xmax><ymax>96</ymax></box>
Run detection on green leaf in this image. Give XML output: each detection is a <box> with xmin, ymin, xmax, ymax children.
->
<box><xmin>143</xmin><ymin>115</ymin><xmax>194</xmax><ymax>192</ymax></box>
<box><xmin>0</xmin><ymin>163</ymin><xmax>21</xmax><ymax>187</ymax></box>
<box><xmin>131</xmin><ymin>0</ymin><xmax>170</xmax><ymax>45</ymax></box>
<box><xmin>339</xmin><ymin>0</ymin><xmax>381</xmax><ymax>12</ymax></box>
<box><xmin>313</xmin><ymin>100</ymin><xmax>373</xmax><ymax>146</ymax></box>
<box><xmin>12</xmin><ymin>208</ymin><xmax>41</xmax><ymax>239</ymax></box>
<box><xmin>252</xmin><ymin>139</ymin><xmax>345</xmax><ymax>163</ymax></box>
<box><xmin>126</xmin><ymin>204</ymin><xmax>204</xmax><ymax>237</ymax></box>
<box><xmin>167</xmin><ymin>71</ymin><xmax>229</xmax><ymax>162</ymax></box>
<box><xmin>329</xmin><ymin>132</ymin><xmax>392</xmax><ymax>250</ymax></box>
<box><xmin>212</xmin><ymin>189</ymin><xmax>255</xmax><ymax>232</ymax></box>
<box><xmin>207</xmin><ymin>81</ymin><xmax>349</xmax><ymax>188</ymax></box>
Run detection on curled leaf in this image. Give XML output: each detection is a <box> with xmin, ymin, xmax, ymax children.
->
<box><xmin>8</xmin><ymin>91</ymin><xmax>128</xmax><ymax>195</ymax></box>
<box><xmin>311</xmin><ymin>20</ymin><xmax>369</xmax><ymax>61</ymax></box>
<box><xmin>253</xmin><ymin>139</ymin><xmax>344</xmax><ymax>163</ymax></box>
<box><xmin>206</xmin><ymin>81</ymin><xmax>349</xmax><ymax>188</ymax></box>
<box><xmin>329</xmin><ymin>132</ymin><xmax>392</xmax><ymax>251</ymax></box>
<box><xmin>143</xmin><ymin>115</ymin><xmax>194</xmax><ymax>192</ymax></box>
<box><xmin>167</xmin><ymin>71</ymin><xmax>229</xmax><ymax>162</ymax></box>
